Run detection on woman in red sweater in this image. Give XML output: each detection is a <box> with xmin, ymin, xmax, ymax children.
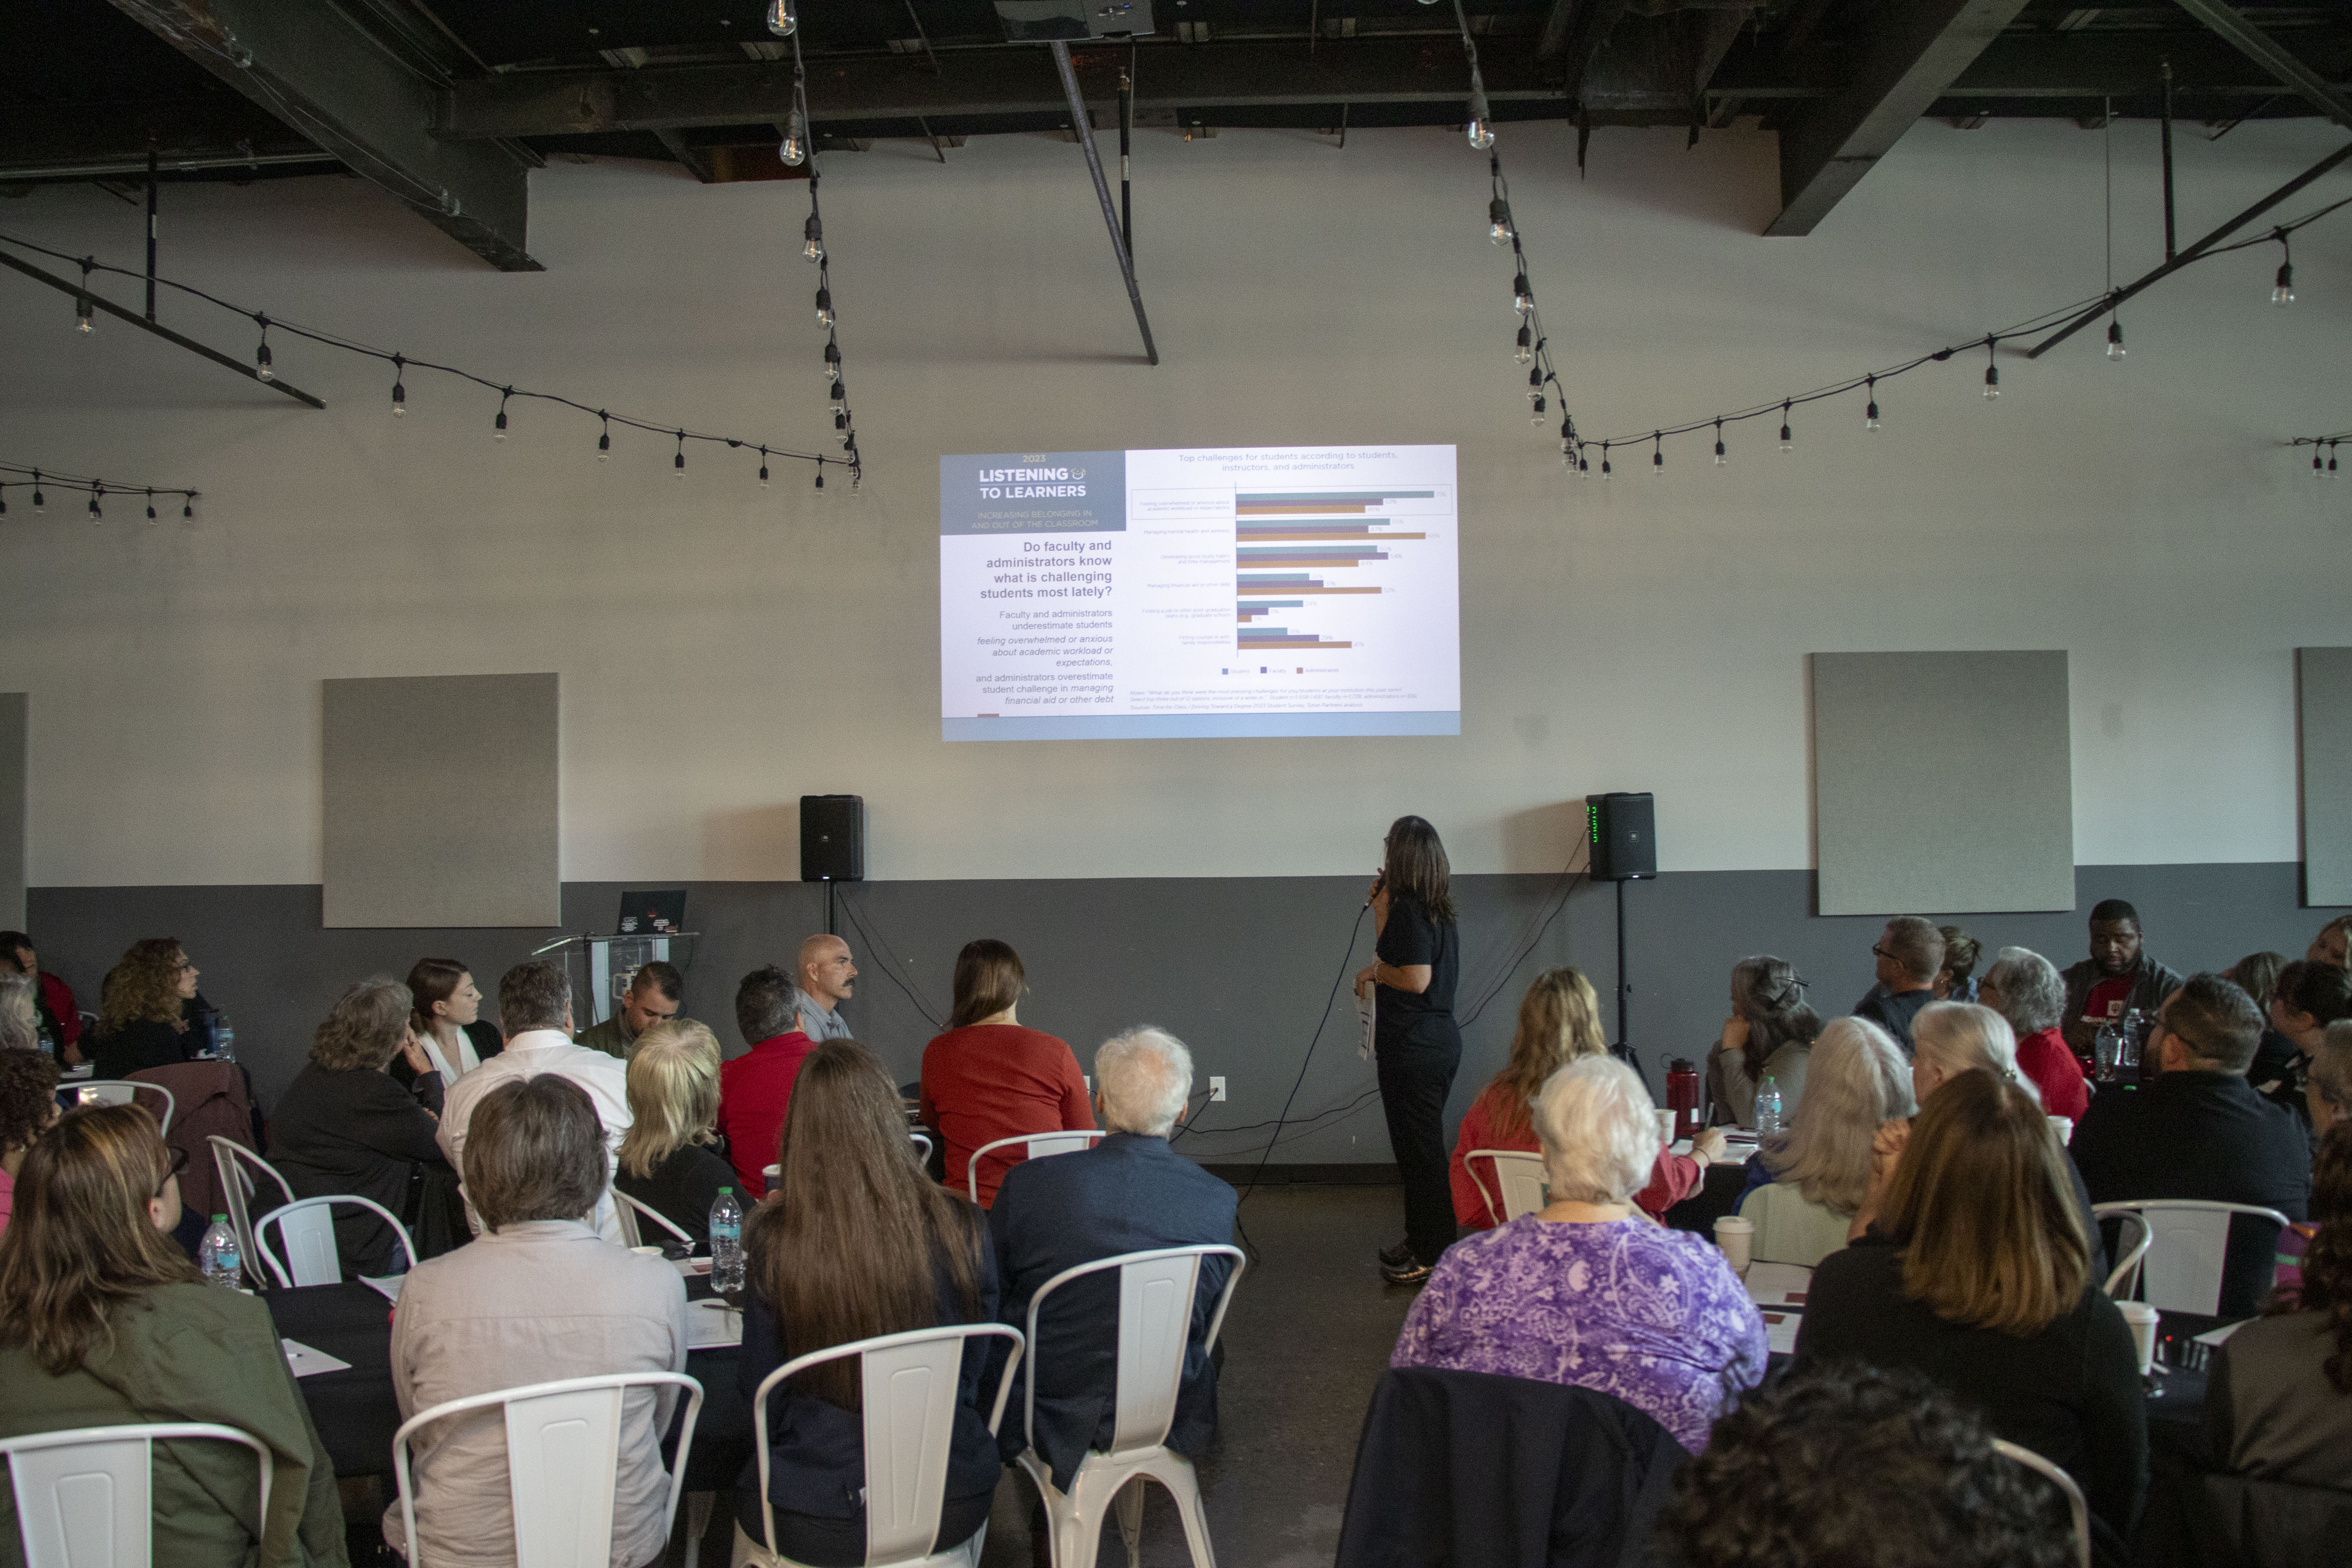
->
<box><xmin>1448</xmin><ymin>968</ymin><xmax>1724</xmax><ymax>1228</ymax></box>
<box><xmin>1978</xmin><ymin>947</ymin><xmax>2091</xmax><ymax>1123</ymax></box>
<box><xmin>918</xmin><ymin>939</ymin><xmax>1095</xmax><ymax>1207</ymax></box>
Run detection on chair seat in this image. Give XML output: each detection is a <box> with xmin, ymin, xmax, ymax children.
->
<box><xmin>1018</xmin><ymin>1445</ymin><xmax>1215</xmax><ymax>1568</ymax></box>
<box><xmin>730</xmin><ymin>1520</ymin><xmax>987</xmax><ymax>1568</ymax></box>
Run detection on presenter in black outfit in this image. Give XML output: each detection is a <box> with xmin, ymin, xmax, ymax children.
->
<box><xmin>1359</xmin><ymin>816</ymin><xmax>1463</xmax><ymax>1287</ymax></box>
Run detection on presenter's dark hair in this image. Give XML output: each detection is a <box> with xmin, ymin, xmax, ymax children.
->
<box><xmin>497</xmin><ymin>959</ymin><xmax>571</xmax><ymax>1036</ymax></box>
<box><xmin>2089</xmin><ymin>898</ymin><xmax>2140</xmax><ymax>926</ymax></box>
<box><xmin>949</xmin><ymin>940</ymin><xmax>1025</xmax><ymax>1030</ymax></box>
<box><xmin>1382</xmin><ymin>816</ymin><xmax>1455</xmax><ymax>924</ymax></box>
<box><xmin>406</xmin><ymin>958</ymin><xmax>472</xmax><ymax>1037</ymax></box>
<box><xmin>632</xmin><ymin>959</ymin><xmax>684</xmax><ymax>1003</ymax></box>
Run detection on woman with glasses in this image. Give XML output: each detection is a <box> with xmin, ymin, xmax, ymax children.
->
<box><xmin>0</xmin><ymin>1103</ymin><xmax>345</xmax><ymax>1564</ymax></box>
<box><xmin>88</xmin><ymin>938</ymin><xmax>207</xmax><ymax>1080</ymax></box>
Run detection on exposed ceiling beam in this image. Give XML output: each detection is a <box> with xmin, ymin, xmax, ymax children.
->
<box><xmin>1764</xmin><ymin>0</ymin><xmax>2035</xmax><ymax>235</ymax></box>
<box><xmin>102</xmin><ymin>0</ymin><xmax>544</xmax><ymax>270</ymax></box>
<box><xmin>2169</xmin><ymin>0</ymin><xmax>2352</xmax><ymax>128</ymax></box>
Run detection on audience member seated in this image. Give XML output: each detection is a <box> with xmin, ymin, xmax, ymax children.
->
<box><xmin>615</xmin><ymin>1019</ymin><xmax>736</xmax><ymax>1246</ymax></box>
<box><xmin>1857</xmin><ymin>917</ymin><xmax>1943</xmax><ymax>1053</ymax></box>
<box><xmin>87</xmin><ymin>937</ymin><xmax>205</xmax><ymax>1079</ymax></box>
<box><xmin>1935</xmin><ymin>925</ymin><xmax>1982</xmax><ymax>1002</ymax></box>
<box><xmin>2274</xmin><ymin>1026</ymin><xmax>2352</xmax><ymax>1303</ymax></box>
<box><xmin>1796</xmin><ymin>1070</ymin><xmax>2147</xmax><ymax>1542</ymax></box>
<box><xmin>0</xmin><ymin>1104</ymin><xmax>344</xmax><ymax>1564</ymax></box>
<box><xmin>574</xmin><ymin>960</ymin><xmax>683</xmax><ymax>1061</ymax></box>
<box><xmin>1980</xmin><ymin>947</ymin><xmax>2092</xmax><ymax>1121</ymax></box>
<box><xmin>2232</xmin><ymin>951</ymin><xmax>2287</xmax><ymax>1014</ymax></box>
<box><xmin>2061</xmin><ymin>900</ymin><xmax>2186</xmax><ymax>1063</ymax></box>
<box><xmin>1736</xmin><ymin>1017</ymin><xmax>1913</xmax><ymax>1267</ymax></box>
<box><xmin>2257</xmin><ymin>959</ymin><xmax>2352</xmax><ymax>1123</ymax></box>
<box><xmin>989</xmin><ymin>1026</ymin><xmax>1238</xmax><ymax>1487</ymax></box>
<box><xmin>393</xmin><ymin>957</ymin><xmax>502</xmax><ymax>1091</ymax></box>
<box><xmin>2208</xmin><ymin>1121</ymin><xmax>2352</xmax><ymax>1497</ymax></box>
<box><xmin>1653</xmin><ymin>1362</ymin><xmax>2074</xmax><ymax>1568</ymax></box>
<box><xmin>268</xmin><ymin>976</ymin><xmax>466</xmax><ymax>1271</ymax></box>
<box><xmin>1</xmin><ymin>930</ymin><xmax>80</xmax><ymax>1062</ymax></box>
<box><xmin>0</xmin><ymin>972</ymin><xmax>38</xmax><ymax>1054</ymax></box>
<box><xmin>1703</xmin><ymin>955</ymin><xmax>1823</xmax><ymax>1129</ymax></box>
<box><xmin>388</xmin><ymin>1074</ymin><xmax>687</xmax><ymax>1568</ymax></box>
<box><xmin>438</xmin><ymin>959</ymin><xmax>633</xmax><ymax>1242</ymax></box>
<box><xmin>920</xmin><ymin>939</ymin><xmax>1095</xmax><ymax>1207</ymax></box>
<box><xmin>715</xmin><ymin>965</ymin><xmax>817</xmax><ymax>1196</ymax></box>
<box><xmin>1392</xmin><ymin>1055</ymin><xmax>1767</xmax><ymax>1454</ymax></box>
<box><xmin>793</xmin><ymin>934</ymin><xmax>858</xmax><ymax>1041</ymax></box>
<box><xmin>735</xmin><ymin>1042</ymin><xmax>1000</xmax><ymax>1567</ymax></box>
<box><xmin>1454</xmin><ymin>968</ymin><xmax>1722</xmax><ymax>1227</ymax></box>
<box><xmin>2071</xmin><ymin>974</ymin><xmax>2310</xmax><ymax>1319</ymax></box>
<box><xmin>2308</xmin><ymin>915</ymin><xmax>2352</xmax><ymax>970</ymax></box>
<box><xmin>0</xmin><ymin>1049</ymin><xmax>62</xmax><ymax>1234</ymax></box>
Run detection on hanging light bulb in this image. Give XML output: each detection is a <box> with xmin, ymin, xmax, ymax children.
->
<box><xmin>1514</xmin><ymin>324</ymin><xmax>1532</xmax><ymax>366</ymax></box>
<box><xmin>2273</xmin><ymin>235</ymin><xmax>2295</xmax><ymax>305</ymax></box>
<box><xmin>803</xmin><ymin>214</ymin><xmax>824</xmax><ymax>263</ymax></box>
<box><xmin>1864</xmin><ymin>376</ymin><xmax>1881</xmax><ymax>432</ymax></box>
<box><xmin>816</xmin><ymin>287</ymin><xmax>834</xmax><ymax>328</ymax></box>
<box><xmin>2106</xmin><ymin>319</ymin><xmax>2126</xmax><ymax>360</ymax></box>
<box><xmin>1651</xmin><ymin>435</ymin><xmax>1664</xmax><ymax>475</ymax></box>
<box><xmin>2330</xmin><ymin>440</ymin><xmax>2341</xmax><ymax>478</ymax></box>
<box><xmin>759</xmin><ymin>448</ymin><xmax>771</xmax><ymax>489</ymax></box>
<box><xmin>1488</xmin><ymin>198</ymin><xmax>1514</xmax><ymax>245</ymax></box>
<box><xmin>1467</xmin><ymin>118</ymin><xmax>1494</xmax><ymax>151</ymax></box>
<box><xmin>597</xmin><ymin>414</ymin><xmax>611</xmax><ymax>461</ymax></box>
<box><xmin>1575</xmin><ymin>452</ymin><xmax>1589</xmax><ymax>479</ymax></box>
<box><xmin>1529</xmin><ymin>395</ymin><xmax>1546</xmax><ymax>425</ymax></box>
<box><xmin>781</xmin><ymin>107</ymin><xmax>809</xmax><ymax>168</ymax></box>
<box><xmin>1779</xmin><ymin>402</ymin><xmax>1793</xmax><ymax>452</ymax></box>
<box><xmin>1713</xmin><ymin>420</ymin><xmax>1727</xmax><ymax>466</ymax></box>
<box><xmin>767</xmin><ymin>0</ymin><xmax>797</xmax><ymax>37</ymax></box>
<box><xmin>75</xmin><ymin>295</ymin><xmax>94</xmax><ymax>334</ymax></box>
<box><xmin>1512</xmin><ymin>274</ymin><xmax>1533</xmax><ymax>316</ymax></box>
<box><xmin>494</xmin><ymin>390</ymin><xmax>510</xmax><ymax>441</ymax></box>
<box><xmin>145</xmin><ymin>490</ymin><xmax>157</xmax><ymax>521</ymax></box>
<box><xmin>1983</xmin><ymin>342</ymin><xmax>2000</xmax><ymax>399</ymax></box>
<box><xmin>814</xmin><ymin>460</ymin><xmax>826</xmax><ymax>493</ymax></box>
<box><xmin>88</xmin><ymin>486</ymin><xmax>103</xmax><ymax>523</ymax></box>
<box><xmin>1600</xmin><ymin>442</ymin><xmax>1612</xmax><ymax>479</ymax></box>
<box><xmin>824</xmin><ymin>341</ymin><xmax>842</xmax><ymax>381</ymax></box>
<box><xmin>673</xmin><ymin>432</ymin><xmax>687</xmax><ymax>479</ymax></box>
<box><xmin>32</xmin><ymin>473</ymin><xmax>45</xmax><ymax>514</ymax></box>
<box><xmin>182</xmin><ymin>495</ymin><xmax>194</xmax><ymax>519</ymax></box>
<box><xmin>390</xmin><ymin>356</ymin><xmax>407</xmax><ymax>417</ymax></box>
<box><xmin>255</xmin><ymin>317</ymin><xmax>274</xmax><ymax>381</ymax></box>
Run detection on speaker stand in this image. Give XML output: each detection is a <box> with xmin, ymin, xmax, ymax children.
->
<box><xmin>1611</xmin><ymin>877</ymin><xmax>1643</xmax><ymax>1082</ymax></box>
<box><xmin>825</xmin><ymin>878</ymin><xmax>836</xmax><ymax>938</ymax></box>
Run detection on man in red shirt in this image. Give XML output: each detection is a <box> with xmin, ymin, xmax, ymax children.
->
<box><xmin>717</xmin><ymin>965</ymin><xmax>817</xmax><ymax>1196</ymax></box>
<box><xmin>2</xmin><ymin>932</ymin><xmax>83</xmax><ymax>1065</ymax></box>
<box><xmin>2059</xmin><ymin>899</ymin><xmax>2185</xmax><ymax>1065</ymax></box>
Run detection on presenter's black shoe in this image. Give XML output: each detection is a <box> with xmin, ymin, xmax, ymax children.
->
<box><xmin>1380</xmin><ymin>1250</ymin><xmax>1434</xmax><ymax>1286</ymax></box>
<box><xmin>1378</xmin><ymin>1239</ymin><xmax>1415</xmax><ymax>1269</ymax></box>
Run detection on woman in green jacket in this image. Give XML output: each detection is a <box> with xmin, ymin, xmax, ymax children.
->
<box><xmin>0</xmin><ymin>1103</ymin><xmax>347</xmax><ymax>1568</ymax></box>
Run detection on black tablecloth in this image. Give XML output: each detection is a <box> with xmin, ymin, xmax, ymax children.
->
<box><xmin>268</xmin><ymin>1277</ymin><xmax>749</xmax><ymax>1491</ymax></box>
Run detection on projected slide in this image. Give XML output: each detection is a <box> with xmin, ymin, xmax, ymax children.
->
<box><xmin>940</xmin><ymin>445</ymin><xmax>1460</xmax><ymax>740</ymax></box>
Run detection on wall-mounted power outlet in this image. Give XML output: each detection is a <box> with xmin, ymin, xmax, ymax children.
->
<box><xmin>1209</xmin><ymin>1076</ymin><xmax>1227</xmax><ymax>1102</ymax></box>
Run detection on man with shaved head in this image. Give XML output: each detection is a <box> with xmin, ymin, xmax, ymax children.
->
<box><xmin>794</xmin><ymin>934</ymin><xmax>857</xmax><ymax>1041</ymax></box>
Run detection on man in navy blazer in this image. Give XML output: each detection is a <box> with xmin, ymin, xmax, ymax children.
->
<box><xmin>988</xmin><ymin>1025</ymin><xmax>1239</xmax><ymax>1491</ymax></box>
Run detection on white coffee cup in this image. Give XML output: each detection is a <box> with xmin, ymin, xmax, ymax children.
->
<box><xmin>1714</xmin><ymin>1215</ymin><xmax>1755</xmax><ymax>1277</ymax></box>
<box><xmin>1655</xmin><ymin>1108</ymin><xmax>1678</xmax><ymax>1147</ymax></box>
<box><xmin>628</xmin><ymin>1245</ymin><xmax>665</xmax><ymax>1258</ymax></box>
<box><xmin>2118</xmin><ymin>1301</ymin><xmax>2160</xmax><ymax>1375</ymax></box>
<box><xmin>2046</xmin><ymin>1115</ymin><xmax>2074</xmax><ymax>1146</ymax></box>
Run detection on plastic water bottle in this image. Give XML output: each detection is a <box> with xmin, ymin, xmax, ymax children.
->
<box><xmin>199</xmin><ymin>1215</ymin><xmax>242</xmax><ymax>1289</ymax></box>
<box><xmin>210</xmin><ymin>1014</ymin><xmax>236</xmax><ymax>1062</ymax></box>
<box><xmin>1754</xmin><ymin>1076</ymin><xmax>1783</xmax><ymax>1137</ymax></box>
<box><xmin>2092</xmin><ymin>1019</ymin><xmax>2122</xmax><ymax>1083</ymax></box>
<box><xmin>709</xmin><ymin>1187</ymin><xmax>744</xmax><ymax>1294</ymax></box>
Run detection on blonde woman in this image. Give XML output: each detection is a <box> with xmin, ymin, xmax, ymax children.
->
<box><xmin>1446</xmin><ymin>968</ymin><xmax>1726</xmax><ymax>1229</ymax></box>
<box><xmin>614</xmin><ymin>1019</ymin><xmax>737</xmax><ymax>1245</ymax></box>
<box><xmin>1735</xmin><ymin>1018</ymin><xmax>1915</xmax><ymax>1267</ymax></box>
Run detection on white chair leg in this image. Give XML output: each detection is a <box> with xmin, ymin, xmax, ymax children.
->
<box><xmin>1147</xmin><ymin>1456</ymin><xmax>1217</xmax><ymax>1568</ymax></box>
<box><xmin>684</xmin><ymin>1489</ymin><xmax>713</xmax><ymax>1568</ymax></box>
<box><xmin>1115</xmin><ymin>1479</ymin><xmax>1145</xmax><ymax>1568</ymax></box>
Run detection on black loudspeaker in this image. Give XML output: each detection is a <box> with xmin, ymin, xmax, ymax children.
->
<box><xmin>800</xmin><ymin>795</ymin><xmax>866</xmax><ymax>882</ymax></box>
<box><xmin>1586</xmin><ymin>792</ymin><xmax>1656</xmax><ymax>882</ymax></box>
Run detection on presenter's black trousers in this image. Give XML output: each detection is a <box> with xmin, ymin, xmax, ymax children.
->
<box><xmin>1377</xmin><ymin>1046</ymin><xmax>1460</xmax><ymax>1267</ymax></box>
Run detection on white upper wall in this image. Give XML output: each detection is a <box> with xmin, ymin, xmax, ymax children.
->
<box><xmin>0</xmin><ymin>117</ymin><xmax>2344</xmax><ymax>886</ymax></box>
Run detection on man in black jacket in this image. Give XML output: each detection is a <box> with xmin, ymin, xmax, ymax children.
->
<box><xmin>1857</xmin><ymin>916</ymin><xmax>1942</xmax><ymax>1054</ymax></box>
<box><xmin>2071</xmin><ymin>973</ymin><xmax>2310</xmax><ymax>1318</ymax></box>
<box><xmin>2060</xmin><ymin>898</ymin><xmax>2187</xmax><ymax>1063</ymax></box>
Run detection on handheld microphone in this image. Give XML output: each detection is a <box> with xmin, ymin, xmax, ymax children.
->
<box><xmin>1364</xmin><ymin>871</ymin><xmax>1386</xmax><ymax>909</ymax></box>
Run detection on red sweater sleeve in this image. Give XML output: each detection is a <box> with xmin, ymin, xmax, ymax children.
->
<box><xmin>1634</xmin><ymin>1151</ymin><xmax>1702</xmax><ymax>1219</ymax></box>
<box><xmin>1056</xmin><ymin>1040</ymin><xmax>1096</xmax><ymax>1131</ymax></box>
<box><xmin>1449</xmin><ymin>1094</ymin><xmax>1495</xmax><ymax>1229</ymax></box>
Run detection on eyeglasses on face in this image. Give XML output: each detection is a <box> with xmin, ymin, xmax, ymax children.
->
<box><xmin>154</xmin><ymin>1144</ymin><xmax>189</xmax><ymax>1198</ymax></box>
<box><xmin>1871</xmin><ymin>944</ymin><xmax>1896</xmax><ymax>961</ymax></box>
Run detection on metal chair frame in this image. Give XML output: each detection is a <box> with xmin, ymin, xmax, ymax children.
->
<box><xmin>965</xmin><ymin>1130</ymin><xmax>1110</xmax><ymax>1206</ymax></box>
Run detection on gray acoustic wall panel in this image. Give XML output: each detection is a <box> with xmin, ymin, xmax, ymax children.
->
<box><xmin>2300</xmin><ymin>648</ymin><xmax>2352</xmax><ymax>907</ymax></box>
<box><xmin>323</xmin><ymin>674</ymin><xmax>559</xmax><ymax>927</ymax></box>
<box><xmin>1812</xmin><ymin>651</ymin><xmax>2074</xmax><ymax>916</ymax></box>
<box><xmin>0</xmin><ymin>693</ymin><xmax>24</xmax><ymax>930</ymax></box>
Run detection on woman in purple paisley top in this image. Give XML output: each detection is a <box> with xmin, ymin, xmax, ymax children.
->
<box><xmin>1391</xmin><ymin>1054</ymin><xmax>1768</xmax><ymax>1453</ymax></box>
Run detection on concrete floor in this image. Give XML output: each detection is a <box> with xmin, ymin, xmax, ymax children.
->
<box><xmin>647</xmin><ymin>1181</ymin><xmax>1417</xmax><ymax>1568</ymax></box>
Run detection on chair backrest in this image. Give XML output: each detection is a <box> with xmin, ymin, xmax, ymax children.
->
<box><xmin>2095</xmin><ymin>1200</ymin><xmax>2294</xmax><ymax>1316</ymax></box>
<box><xmin>613</xmin><ymin>1190</ymin><xmax>694</xmax><ymax>1250</ymax></box>
<box><xmin>1463</xmin><ymin>1149</ymin><xmax>1548</xmax><ymax>1227</ymax></box>
<box><xmin>256</xmin><ymin>1195</ymin><xmax>418</xmax><ymax>1289</ymax></box>
<box><xmin>1993</xmin><ymin>1438</ymin><xmax>2091</xmax><ymax>1568</ymax></box>
<box><xmin>909</xmin><ymin>1132</ymin><xmax>933</xmax><ymax>1161</ymax></box>
<box><xmin>965</xmin><ymin>1129</ymin><xmax>1110</xmax><ymax>1205</ymax></box>
<box><xmin>72</xmin><ymin>1082</ymin><xmax>175</xmax><ymax>1135</ymax></box>
<box><xmin>1025</xmin><ymin>1243</ymin><xmax>1247</xmax><ymax>1461</ymax></box>
<box><xmin>752</xmin><ymin>1323</ymin><xmax>1024</xmax><ymax>1566</ymax></box>
<box><xmin>394</xmin><ymin>1371</ymin><xmax>702</xmax><ymax>1568</ymax></box>
<box><xmin>0</xmin><ymin>1422</ymin><xmax>270</xmax><ymax>1568</ymax></box>
<box><xmin>208</xmin><ymin>1138</ymin><xmax>295</xmax><ymax>1292</ymax></box>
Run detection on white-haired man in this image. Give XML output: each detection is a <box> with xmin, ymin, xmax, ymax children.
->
<box><xmin>987</xmin><ymin>1025</ymin><xmax>1238</xmax><ymax>1500</ymax></box>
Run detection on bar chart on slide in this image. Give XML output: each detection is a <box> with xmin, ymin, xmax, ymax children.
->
<box><xmin>1234</xmin><ymin>488</ymin><xmax>1437</xmax><ymax>652</ymax></box>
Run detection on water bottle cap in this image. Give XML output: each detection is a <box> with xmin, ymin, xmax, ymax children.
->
<box><xmin>718</xmin><ymin>1186</ymin><xmax>733</xmax><ymax>1194</ymax></box>
<box><xmin>212</xmin><ymin>1214</ymin><xmax>227</xmax><ymax>1223</ymax></box>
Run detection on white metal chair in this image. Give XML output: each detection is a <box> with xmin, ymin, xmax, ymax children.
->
<box><xmin>1461</xmin><ymin>1149</ymin><xmax>1548</xmax><ymax>1227</ymax></box>
<box><xmin>1</xmin><ymin>1422</ymin><xmax>271</xmax><ymax>1568</ymax></box>
<box><xmin>911</xmin><ymin>1132</ymin><xmax>933</xmax><ymax>1162</ymax></box>
<box><xmin>760</xmin><ymin>1132</ymin><xmax>937</xmax><ymax>1198</ymax></box>
<box><xmin>208</xmin><ymin>1137</ymin><xmax>295</xmax><ymax>1292</ymax></box>
<box><xmin>1016</xmin><ymin>1244</ymin><xmax>1246</xmax><ymax>1568</ymax></box>
<box><xmin>744</xmin><ymin>1323</ymin><xmax>1025</xmax><ymax>1568</ymax></box>
<box><xmin>966</xmin><ymin>1131</ymin><xmax>1110</xmax><ymax>1206</ymax></box>
<box><xmin>2095</xmin><ymin>1199</ymin><xmax>2294</xmax><ymax>1316</ymax></box>
<box><xmin>1993</xmin><ymin>1438</ymin><xmax>2091</xmax><ymax>1568</ymax></box>
<box><xmin>393</xmin><ymin>1371</ymin><xmax>704</xmax><ymax>1568</ymax></box>
<box><xmin>255</xmin><ymin>1195</ymin><xmax>418</xmax><ymax>1289</ymax></box>
<box><xmin>614</xmin><ymin>1190</ymin><xmax>697</xmax><ymax>1251</ymax></box>
<box><xmin>72</xmin><ymin>1081</ymin><xmax>175</xmax><ymax>1134</ymax></box>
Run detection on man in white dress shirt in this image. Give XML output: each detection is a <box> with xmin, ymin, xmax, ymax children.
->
<box><xmin>438</xmin><ymin>958</ymin><xmax>633</xmax><ymax>1242</ymax></box>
